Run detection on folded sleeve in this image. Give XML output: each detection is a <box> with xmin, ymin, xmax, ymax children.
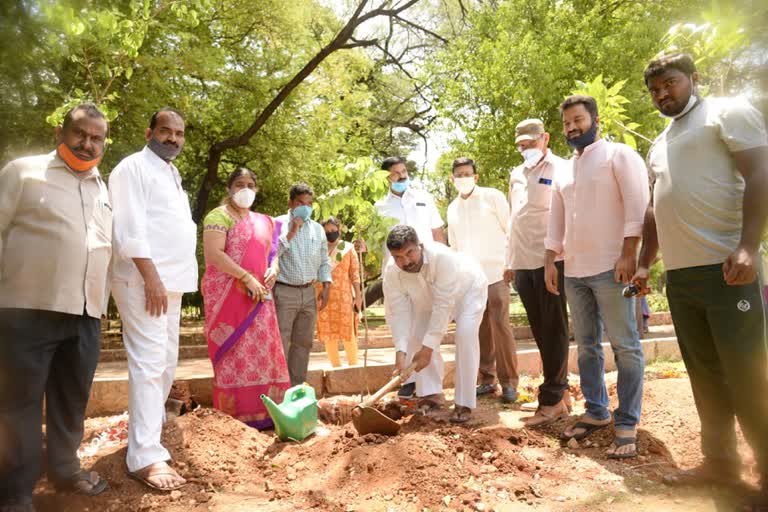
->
<box><xmin>613</xmin><ymin>145</ymin><xmax>650</xmax><ymax>238</ymax></box>
<box><xmin>544</xmin><ymin>179</ymin><xmax>565</xmax><ymax>254</ymax></box>
<box><xmin>317</xmin><ymin>226</ymin><xmax>332</xmax><ymax>283</ymax></box>
<box><xmin>0</xmin><ymin>161</ymin><xmax>22</xmax><ymax>236</ymax></box>
<box><xmin>422</xmin><ymin>251</ymin><xmax>462</xmax><ymax>350</ymax></box>
<box><xmin>109</xmin><ymin>160</ymin><xmax>151</xmax><ymax>260</ymax></box>
<box><xmin>383</xmin><ymin>267</ymin><xmax>412</xmax><ymax>353</ymax></box>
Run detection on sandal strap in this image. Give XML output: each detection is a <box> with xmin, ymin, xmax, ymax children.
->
<box><xmin>611</xmin><ymin>436</ymin><xmax>637</xmax><ymax>447</ymax></box>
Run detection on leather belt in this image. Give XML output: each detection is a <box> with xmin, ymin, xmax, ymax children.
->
<box><xmin>276</xmin><ymin>281</ymin><xmax>315</xmax><ymax>289</ymax></box>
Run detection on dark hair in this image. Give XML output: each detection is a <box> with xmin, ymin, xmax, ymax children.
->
<box><xmin>386</xmin><ymin>225</ymin><xmax>420</xmax><ymax>251</ymax></box>
<box><xmin>644</xmin><ymin>53</ymin><xmax>697</xmax><ymax>86</ymax></box>
<box><xmin>149</xmin><ymin>107</ymin><xmax>185</xmax><ymax>129</ymax></box>
<box><xmin>61</xmin><ymin>103</ymin><xmax>107</xmax><ymax>132</ymax></box>
<box><xmin>226</xmin><ymin>167</ymin><xmax>257</xmax><ymax>189</ymax></box>
<box><xmin>321</xmin><ymin>216</ymin><xmax>341</xmax><ymax>228</ymax></box>
<box><xmin>451</xmin><ymin>157</ymin><xmax>476</xmax><ymax>174</ymax></box>
<box><xmin>289</xmin><ymin>182</ymin><xmax>314</xmax><ymax>200</ymax></box>
<box><xmin>559</xmin><ymin>95</ymin><xmax>598</xmax><ymax>120</ymax></box>
<box><xmin>381</xmin><ymin>156</ymin><xmax>406</xmax><ymax>171</ymax></box>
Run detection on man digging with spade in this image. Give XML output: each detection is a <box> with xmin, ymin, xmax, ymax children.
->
<box><xmin>383</xmin><ymin>225</ymin><xmax>487</xmax><ymax>423</ymax></box>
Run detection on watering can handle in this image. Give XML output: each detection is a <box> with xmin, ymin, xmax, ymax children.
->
<box><xmin>290</xmin><ymin>387</ymin><xmax>306</xmax><ymax>401</ymax></box>
<box><xmin>360</xmin><ymin>363</ymin><xmax>417</xmax><ymax>408</ymax></box>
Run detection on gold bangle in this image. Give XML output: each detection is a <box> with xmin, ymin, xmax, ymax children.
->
<box><xmin>239</xmin><ymin>271</ymin><xmax>250</xmax><ymax>282</ymax></box>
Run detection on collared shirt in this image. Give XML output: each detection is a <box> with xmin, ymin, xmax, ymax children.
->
<box><xmin>275</xmin><ymin>213</ymin><xmax>332</xmax><ymax>285</ymax></box>
<box><xmin>375</xmin><ymin>187</ymin><xmax>444</xmax><ymax>270</ymax></box>
<box><xmin>447</xmin><ymin>185</ymin><xmax>509</xmax><ymax>284</ymax></box>
<box><xmin>507</xmin><ymin>151</ymin><xmax>569</xmax><ymax>270</ymax></box>
<box><xmin>109</xmin><ymin>146</ymin><xmax>198</xmax><ymax>293</ymax></box>
<box><xmin>648</xmin><ymin>97</ymin><xmax>768</xmax><ymax>270</ymax></box>
<box><xmin>0</xmin><ymin>152</ymin><xmax>112</xmax><ymax>317</ymax></box>
<box><xmin>545</xmin><ymin>139</ymin><xmax>649</xmax><ymax>278</ymax></box>
<box><xmin>383</xmin><ymin>242</ymin><xmax>487</xmax><ymax>352</ymax></box>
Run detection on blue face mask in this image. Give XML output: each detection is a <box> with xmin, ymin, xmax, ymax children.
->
<box><xmin>566</xmin><ymin>121</ymin><xmax>598</xmax><ymax>151</ymax></box>
<box><xmin>391</xmin><ymin>179</ymin><xmax>409</xmax><ymax>194</ymax></box>
<box><xmin>292</xmin><ymin>204</ymin><xmax>313</xmax><ymax>220</ymax></box>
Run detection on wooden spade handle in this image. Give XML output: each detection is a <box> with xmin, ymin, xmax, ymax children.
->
<box><xmin>360</xmin><ymin>363</ymin><xmax>417</xmax><ymax>408</ymax></box>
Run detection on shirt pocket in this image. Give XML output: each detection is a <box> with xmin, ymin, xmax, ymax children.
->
<box><xmin>528</xmin><ymin>179</ymin><xmax>553</xmax><ymax>209</ymax></box>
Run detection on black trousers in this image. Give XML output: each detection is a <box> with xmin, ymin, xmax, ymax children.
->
<box><xmin>667</xmin><ymin>264</ymin><xmax>768</xmax><ymax>480</ymax></box>
<box><xmin>0</xmin><ymin>309</ymin><xmax>100</xmax><ymax>505</ymax></box>
<box><xmin>514</xmin><ymin>261</ymin><xmax>570</xmax><ymax>406</ymax></box>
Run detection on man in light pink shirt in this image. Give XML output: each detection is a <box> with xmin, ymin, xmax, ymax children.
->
<box><xmin>544</xmin><ymin>95</ymin><xmax>649</xmax><ymax>459</ymax></box>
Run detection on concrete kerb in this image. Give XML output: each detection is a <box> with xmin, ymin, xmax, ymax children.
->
<box><xmin>85</xmin><ymin>337</ymin><xmax>682</xmax><ymax>418</ymax></box>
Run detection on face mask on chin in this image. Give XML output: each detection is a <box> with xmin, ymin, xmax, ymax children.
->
<box><xmin>56</xmin><ymin>143</ymin><xmax>103</xmax><ymax>172</ymax></box>
<box><xmin>453</xmin><ymin>177</ymin><xmax>476</xmax><ymax>196</ymax></box>
<box><xmin>660</xmin><ymin>93</ymin><xmax>698</xmax><ymax>120</ymax></box>
<box><xmin>147</xmin><ymin>136</ymin><xmax>182</xmax><ymax>161</ymax></box>
<box><xmin>566</xmin><ymin>121</ymin><xmax>598</xmax><ymax>151</ymax></box>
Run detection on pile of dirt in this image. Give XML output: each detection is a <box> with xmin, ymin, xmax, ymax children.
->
<box><xmin>32</xmin><ymin>374</ymin><xmax>758</xmax><ymax>512</ymax></box>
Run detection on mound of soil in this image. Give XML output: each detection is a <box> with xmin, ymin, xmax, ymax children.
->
<box><xmin>32</xmin><ymin>375</ymin><xmax>758</xmax><ymax>512</ymax></box>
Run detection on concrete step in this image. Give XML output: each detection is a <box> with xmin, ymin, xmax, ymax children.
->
<box><xmin>86</xmin><ymin>326</ymin><xmax>681</xmax><ymax>418</ymax></box>
<box><xmin>97</xmin><ymin>313</ymin><xmax>675</xmax><ymax>362</ymax></box>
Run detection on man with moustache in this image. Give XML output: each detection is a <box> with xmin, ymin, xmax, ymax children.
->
<box><xmin>634</xmin><ymin>53</ymin><xmax>768</xmax><ymax>507</ymax></box>
<box><xmin>373</xmin><ymin>156</ymin><xmax>446</xmax><ymax>400</ymax></box>
<box><xmin>0</xmin><ymin>104</ymin><xmax>111</xmax><ymax>511</ymax></box>
<box><xmin>544</xmin><ymin>95</ymin><xmax>648</xmax><ymax>458</ymax></box>
<box><xmin>110</xmin><ymin>108</ymin><xmax>198</xmax><ymax>491</ymax></box>
<box><xmin>383</xmin><ymin>225</ymin><xmax>487</xmax><ymax>423</ymax></box>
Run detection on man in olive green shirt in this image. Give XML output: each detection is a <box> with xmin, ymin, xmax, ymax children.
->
<box><xmin>0</xmin><ymin>104</ymin><xmax>111</xmax><ymax>511</ymax></box>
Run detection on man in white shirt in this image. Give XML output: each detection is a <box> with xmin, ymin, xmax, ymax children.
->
<box><xmin>506</xmin><ymin>119</ymin><xmax>571</xmax><ymax>426</ymax></box>
<box><xmin>110</xmin><ymin>108</ymin><xmax>198</xmax><ymax>491</ymax></box>
<box><xmin>383</xmin><ymin>225</ymin><xmax>487</xmax><ymax>423</ymax></box>
<box><xmin>373</xmin><ymin>156</ymin><xmax>446</xmax><ymax>398</ymax></box>
<box><xmin>446</xmin><ymin>157</ymin><xmax>518</xmax><ymax>403</ymax></box>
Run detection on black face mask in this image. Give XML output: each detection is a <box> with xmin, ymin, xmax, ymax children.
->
<box><xmin>326</xmin><ymin>231</ymin><xmax>340</xmax><ymax>243</ymax></box>
<box><xmin>566</xmin><ymin>121</ymin><xmax>598</xmax><ymax>151</ymax></box>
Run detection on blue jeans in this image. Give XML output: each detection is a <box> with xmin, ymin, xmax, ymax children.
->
<box><xmin>565</xmin><ymin>270</ymin><xmax>644</xmax><ymax>429</ymax></box>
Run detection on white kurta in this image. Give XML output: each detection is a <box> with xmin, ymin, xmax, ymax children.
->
<box><xmin>109</xmin><ymin>146</ymin><xmax>198</xmax><ymax>472</ymax></box>
<box><xmin>383</xmin><ymin>243</ymin><xmax>488</xmax><ymax>408</ymax></box>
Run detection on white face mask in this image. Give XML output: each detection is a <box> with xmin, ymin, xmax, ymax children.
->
<box><xmin>660</xmin><ymin>93</ymin><xmax>698</xmax><ymax>120</ymax></box>
<box><xmin>232</xmin><ymin>188</ymin><xmax>256</xmax><ymax>209</ymax></box>
<box><xmin>453</xmin><ymin>176</ymin><xmax>476</xmax><ymax>196</ymax></box>
<box><xmin>521</xmin><ymin>148</ymin><xmax>544</xmax><ymax>168</ymax></box>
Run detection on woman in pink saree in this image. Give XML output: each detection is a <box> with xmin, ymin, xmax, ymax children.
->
<box><xmin>201</xmin><ymin>168</ymin><xmax>290</xmax><ymax>429</ymax></box>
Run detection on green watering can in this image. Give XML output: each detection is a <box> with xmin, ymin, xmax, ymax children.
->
<box><xmin>261</xmin><ymin>384</ymin><xmax>318</xmax><ymax>442</ymax></box>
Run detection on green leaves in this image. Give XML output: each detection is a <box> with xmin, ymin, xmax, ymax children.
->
<box><xmin>570</xmin><ymin>74</ymin><xmax>647</xmax><ymax>150</ymax></box>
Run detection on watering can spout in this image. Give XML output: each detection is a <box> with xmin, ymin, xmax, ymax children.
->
<box><xmin>260</xmin><ymin>394</ymin><xmax>284</xmax><ymax>422</ymax></box>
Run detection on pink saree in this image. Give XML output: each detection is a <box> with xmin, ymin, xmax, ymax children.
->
<box><xmin>201</xmin><ymin>212</ymin><xmax>290</xmax><ymax>429</ymax></box>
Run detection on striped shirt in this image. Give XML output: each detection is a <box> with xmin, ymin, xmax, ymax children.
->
<box><xmin>275</xmin><ymin>212</ymin><xmax>332</xmax><ymax>285</ymax></box>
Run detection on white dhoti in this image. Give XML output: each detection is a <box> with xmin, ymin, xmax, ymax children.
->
<box><xmin>384</xmin><ymin>243</ymin><xmax>489</xmax><ymax>409</ymax></box>
<box><xmin>112</xmin><ymin>282</ymin><xmax>183</xmax><ymax>473</ymax></box>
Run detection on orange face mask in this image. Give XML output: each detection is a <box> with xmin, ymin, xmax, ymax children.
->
<box><xmin>56</xmin><ymin>143</ymin><xmax>103</xmax><ymax>172</ymax></box>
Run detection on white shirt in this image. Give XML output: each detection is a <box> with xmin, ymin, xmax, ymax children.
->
<box><xmin>383</xmin><ymin>243</ymin><xmax>487</xmax><ymax>352</ymax></box>
<box><xmin>447</xmin><ymin>185</ymin><xmax>509</xmax><ymax>284</ymax></box>
<box><xmin>375</xmin><ymin>187</ymin><xmax>444</xmax><ymax>270</ymax></box>
<box><xmin>109</xmin><ymin>147</ymin><xmax>198</xmax><ymax>293</ymax></box>
<box><xmin>506</xmin><ymin>151</ymin><xmax>568</xmax><ymax>270</ymax></box>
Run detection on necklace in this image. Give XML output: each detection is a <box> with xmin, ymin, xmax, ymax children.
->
<box><xmin>227</xmin><ymin>203</ymin><xmax>248</xmax><ymax>222</ymax></box>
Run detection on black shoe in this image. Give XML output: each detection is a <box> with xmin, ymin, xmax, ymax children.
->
<box><xmin>397</xmin><ymin>382</ymin><xmax>416</xmax><ymax>398</ymax></box>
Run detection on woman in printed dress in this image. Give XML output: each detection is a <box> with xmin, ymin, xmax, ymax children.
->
<box><xmin>315</xmin><ymin>217</ymin><xmax>363</xmax><ymax>367</ymax></box>
<box><xmin>201</xmin><ymin>168</ymin><xmax>290</xmax><ymax>428</ymax></box>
